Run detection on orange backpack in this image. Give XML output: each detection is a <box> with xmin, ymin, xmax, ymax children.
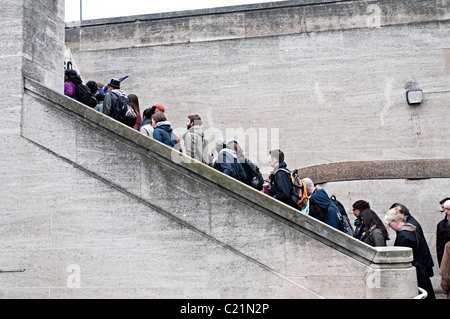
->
<box><xmin>276</xmin><ymin>168</ymin><xmax>309</xmax><ymax>209</ymax></box>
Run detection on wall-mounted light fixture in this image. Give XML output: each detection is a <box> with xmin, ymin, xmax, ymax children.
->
<box><xmin>406</xmin><ymin>89</ymin><xmax>423</xmax><ymax>105</ymax></box>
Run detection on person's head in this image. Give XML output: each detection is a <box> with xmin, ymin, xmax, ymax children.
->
<box><xmin>444</xmin><ymin>200</ymin><xmax>450</xmax><ymax>219</ymax></box>
<box><xmin>227</xmin><ymin>140</ymin><xmax>243</xmax><ymax>156</ymax></box>
<box><xmin>64</xmin><ymin>69</ymin><xmax>76</xmax><ymax>80</ymax></box>
<box><xmin>107</xmin><ymin>78</ymin><xmax>121</xmax><ymax>91</ymax></box>
<box><xmin>440</xmin><ymin>198</ymin><xmax>450</xmax><ymax>212</ymax></box>
<box><xmin>361</xmin><ymin>209</ymin><xmax>390</xmax><ymax>240</ymax></box>
<box><xmin>86</xmin><ymin>81</ymin><xmax>98</xmax><ymax>95</ymax></box>
<box><xmin>352</xmin><ymin>200</ymin><xmax>370</xmax><ymax>218</ymax></box>
<box><xmin>154</xmin><ymin>104</ymin><xmax>165</xmax><ymax>113</ymax></box>
<box><xmin>269</xmin><ymin>149</ymin><xmax>284</xmax><ymax>168</ymax></box>
<box><xmin>127</xmin><ymin>94</ymin><xmax>140</xmax><ymax>112</ymax></box>
<box><xmin>389</xmin><ymin>203</ymin><xmax>409</xmax><ymax>220</ymax></box>
<box><xmin>186</xmin><ymin>114</ymin><xmax>202</xmax><ymax>129</ymax></box>
<box><xmin>215</xmin><ymin>138</ymin><xmax>227</xmax><ymax>153</ymax></box>
<box><xmin>151</xmin><ymin>111</ymin><xmax>167</xmax><ymax>128</ymax></box>
<box><xmin>64</xmin><ymin>69</ymin><xmax>82</xmax><ymax>85</ymax></box>
<box><xmin>143</xmin><ymin>106</ymin><xmax>156</xmax><ymax>121</ymax></box>
<box><xmin>384</xmin><ymin>207</ymin><xmax>405</xmax><ymax>231</ymax></box>
<box><xmin>302</xmin><ymin>178</ymin><xmax>315</xmax><ymax>196</ymax></box>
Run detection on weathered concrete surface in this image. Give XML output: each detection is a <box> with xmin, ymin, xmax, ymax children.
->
<box><xmin>0</xmin><ymin>0</ymin><xmax>446</xmax><ymax>299</ymax></box>
<box><xmin>65</xmin><ymin>0</ymin><xmax>449</xmax><ymax>297</ymax></box>
<box><xmin>16</xmin><ymin>77</ymin><xmax>417</xmax><ymax>299</ymax></box>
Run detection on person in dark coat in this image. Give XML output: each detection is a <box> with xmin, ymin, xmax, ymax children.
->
<box><xmin>211</xmin><ymin>138</ymin><xmax>247</xmax><ymax>182</ymax></box>
<box><xmin>390</xmin><ymin>203</ymin><xmax>434</xmax><ymax>277</ymax></box>
<box><xmin>268</xmin><ymin>149</ymin><xmax>297</xmax><ymax>209</ymax></box>
<box><xmin>303</xmin><ymin>178</ymin><xmax>340</xmax><ymax>230</ymax></box>
<box><xmin>437</xmin><ymin>199</ymin><xmax>450</xmax><ymax>267</ymax></box>
<box><xmin>385</xmin><ymin>207</ymin><xmax>436</xmax><ymax>299</ymax></box>
<box><xmin>352</xmin><ymin>200</ymin><xmax>371</xmax><ymax>241</ymax></box>
<box><xmin>64</xmin><ymin>69</ymin><xmax>79</xmax><ymax>100</ymax></box>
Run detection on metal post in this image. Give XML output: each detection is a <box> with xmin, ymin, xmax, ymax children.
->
<box><xmin>80</xmin><ymin>0</ymin><xmax>83</xmax><ymax>21</ymax></box>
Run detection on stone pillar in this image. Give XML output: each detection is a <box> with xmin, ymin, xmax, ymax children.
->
<box><xmin>0</xmin><ymin>0</ymin><xmax>65</xmax><ymax>224</ymax></box>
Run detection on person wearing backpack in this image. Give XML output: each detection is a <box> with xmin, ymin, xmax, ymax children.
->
<box><xmin>103</xmin><ymin>78</ymin><xmax>126</xmax><ymax>117</ymax></box>
<box><xmin>228</xmin><ymin>140</ymin><xmax>264</xmax><ymax>190</ymax></box>
<box><xmin>211</xmin><ymin>138</ymin><xmax>247</xmax><ymax>182</ymax></box>
<box><xmin>151</xmin><ymin>112</ymin><xmax>182</xmax><ymax>152</ymax></box>
<box><xmin>102</xmin><ymin>78</ymin><xmax>138</xmax><ymax>127</ymax></box>
<box><xmin>268</xmin><ymin>149</ymin><xmax>297</xmax><ymax>209</ymax></box>
<box><xmin>64</xmin><ymin>69</ymin><xmax>97</xmax><ymax>107</ymax></box>
<box><xmin>303</xmin><ymin>178</ymin><xmax>340</xmax><ymax>230</ymax></box>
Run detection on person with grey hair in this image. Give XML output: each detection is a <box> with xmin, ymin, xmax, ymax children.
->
<box><xmin>385</xmin><ymin>207</ymin><xmax>436</xmax><ymax>299</ymax></box>
<box><xmin>389</xmin><ymin>202</ymin><xmax>434</xmax><ymax>277</ymax></box>
<box><xmin>303</xmin><ymin>178</ymin><xmax>340</xmax><ymax>229</ymax></box>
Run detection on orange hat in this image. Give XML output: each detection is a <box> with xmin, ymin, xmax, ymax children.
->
<box><xmin>154</xmin><ymin>104</ymin><xmax>165</xmax><ymax>112</ymax></box>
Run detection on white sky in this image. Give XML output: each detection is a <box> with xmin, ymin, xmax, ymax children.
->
<box><xmin>65</xmin><ymin>0</ymin><xmax>286</xmax><ymax>22</ymax></box>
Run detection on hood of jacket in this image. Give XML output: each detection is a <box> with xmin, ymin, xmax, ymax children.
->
<box><xmin>398</xmin><ymin>222</ymin><xmax>416</xmax><ymax>233</ymax></box>
<box><xmin>155</xmin><ymin>121</ymin><xmax>172</xmax><ymax>132</ymax></box>
<box><xmin>309</xmin><ymin>188</ymin><xmax>334</xmax><ymax>209</ymax></box>
<box><xmin>217</xmin><ymin>147</ymin><xmax>238</xmax><ymax>163</ymax></box>
<box><xmin>110</xmin><ymin>89</ymin><xmax>127</xmax><ymax>98</ymax></box>
<box><xmin>185</xmin><ymin>125</ymin><xmax>204</xmax><ymax>138</ymax></box>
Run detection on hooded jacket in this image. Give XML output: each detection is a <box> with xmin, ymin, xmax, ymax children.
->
<box><xmin>182</xmin><ymin>125</ymin><xmax>208</xmax><ymax>163</ymax></box>
<box><xmin>309</xmin><ymin>188</ymin><xmax>340</xmax><ymax>230</ymax></box>
<box><xmin>213</xmin><ymin>147</ymin><xmax>247</xmax><ymax>182</ymax></box>
<box><xmin>153</xmin><ymin>121</ymin><xmax>181</xmax><ymax>151</ymax></box>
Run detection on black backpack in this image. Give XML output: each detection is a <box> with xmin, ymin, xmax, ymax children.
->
<box><xmin>242</xmin><ymin>158</ymin><xmax>264</xmax><ymax>190</ymax></box>
<box><xmin>75</xmin><ymin>83</ymin><xmax>97</xmax><ymax>108</ymax></box>
<box><xmin>111</xmin><ymin>93</ymin><xmax>137</xmax><ymax>128</ymax></box>
<box><xmin>330</xmin><ymin>195</ymin><xmax>354</xmax><ymax>236</ymax></box>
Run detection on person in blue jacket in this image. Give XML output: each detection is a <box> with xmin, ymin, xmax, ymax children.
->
<box><xmin>304</xmin><ymin>178</ymin><xmax>340</xmax><ymax>230</ymax></box>
<box><xmin>151</xmin><ymin>112</ymin><xmax>181</xmax><ymax>151</ymax></box>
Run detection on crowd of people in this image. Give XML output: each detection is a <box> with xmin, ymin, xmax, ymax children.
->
<box><xmin>64</xmin><ymin>70</ymin><xmax>450</xmax><ymax>299</ymax></box>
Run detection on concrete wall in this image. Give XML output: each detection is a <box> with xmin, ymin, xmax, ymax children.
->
<box><xmin>1</xmin><ymin>0</ymin><xmax>420</xmax><ymax>298</ymax></box>
<box><xmin>17</xmin><ymin>77</ymin><xmax>416</xmax><ymax>299</ymax></box>
<box><xmin>65</xmin><ymin>0</ymin><xmax>450</xmax><ymax>296</ymax></box>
